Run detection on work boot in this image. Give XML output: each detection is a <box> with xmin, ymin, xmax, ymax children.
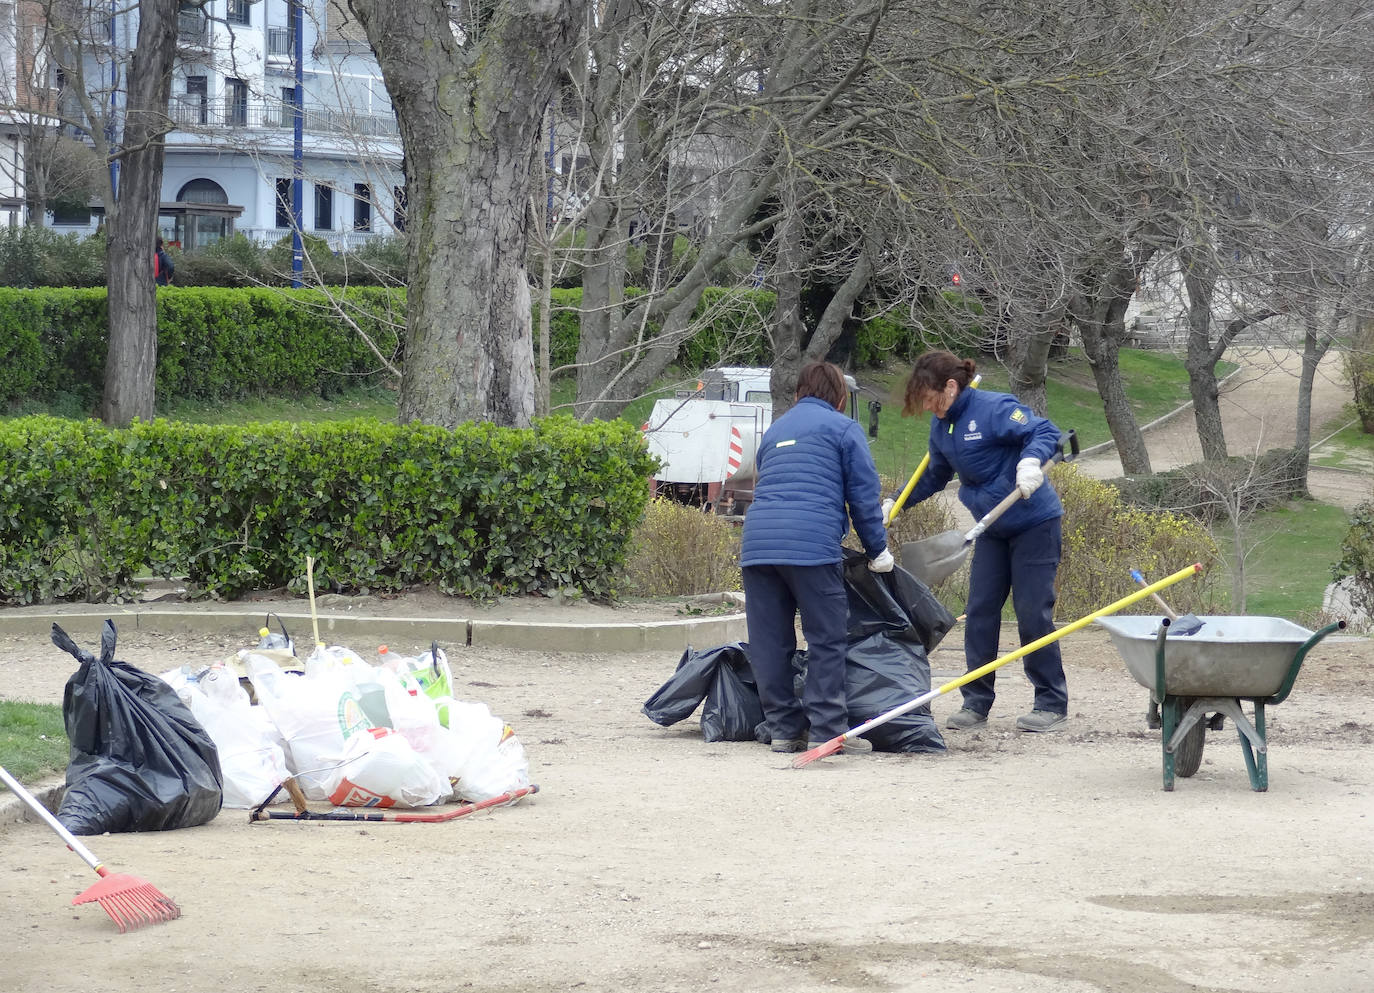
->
<box><xmin>770</xmin><ymin>738</ymin><xmax>806</xmax><ymax>753</ymax></box>
<box><xmin>1016</xmin><ymin>710</ymin><xmax>1068</xmax><ymax>733</ymax></box>
<box><xmin>945</xmin><ymin>708</ymin><xmax>988</xmax><ymax>730</ymax></box>
<box><xmin>807</xmin><ymin>736</ymin><xmax>873</xmax><ymax>754</ymax></box>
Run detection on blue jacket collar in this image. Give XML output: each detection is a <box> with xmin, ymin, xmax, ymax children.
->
<box><xmin>939</xmin><ymin>384</ymin><xmax>976</xmax><ymax>427</ymax></box>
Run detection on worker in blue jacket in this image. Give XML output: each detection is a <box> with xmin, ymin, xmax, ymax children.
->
<box><xmin>884</xmin><ymin>350</ymin><xmax>1069</xmax><ymax>732</ymax></box>
<box><xmin>741</xmin><ymin>361</ymin><xmax>893</xmax><ymax>755</ymax></box>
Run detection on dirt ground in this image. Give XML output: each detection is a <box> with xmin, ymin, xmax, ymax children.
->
<box><xmin>2</xmin><ymin>611</ymin><xmax>1373</xmax><ymax>993</ymax></box>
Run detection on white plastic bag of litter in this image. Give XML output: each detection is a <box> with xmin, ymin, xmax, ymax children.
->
<box><xmin>247</xmin><ymin>652</ymin><xmax>371</xmax><ymax>800</ymax></box>
<box><xmin>446</xmin><ymin>701</ymin><xmax>531</xmax><ymax>803</ymax></box>
<box><xmin>324</xmin><ymin>727</ymin><xmax>448</xmax><ymax>808</ymax></box>
<box><xmin>181</xmin><ymin>665</ymin><xmax>288</xmax><ymax>809</ymax></box>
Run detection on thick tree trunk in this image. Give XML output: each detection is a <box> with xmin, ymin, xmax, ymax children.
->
<box><xmin>100</xmin><ymin>3</ymin><xmax>178</xmax><ymax>427</ymax></box>
<box><xmin>1292</xmin><ymin>318</ymin><xmax>1334</xmax><ymax>494</ymax></box>
<box><xmin>806</xmin><ymin>246</ymin><xmax>871</xmax><ymax>365</ymax></box>
<box><xmin>1181</xmin><ymin>265</ymin><xmax>1228</xmax><ymax>462</ymax></box>
<box><xmin>1009</xmin><ymin>314</ymin><xmax>1060</xmax><ymax>417</ymax></box>
<box><xmin>352</xmin><ymin>0</ymin><xmax>587</xmax><ymax>428</ymax></box>
<box><xmin>1080</xmin><ymin>320</ymin><xmax>1152</xmax><ymax>474</ymax></box>
<box><xmin>769</xmin><ymin>210</ymin><xmax>805</xmax><ymax>416</ymax></box>
<box><xmin>1072</xmin><ymin>255</ymin><xmax>1151</xmax><ymax>474</ymax></box>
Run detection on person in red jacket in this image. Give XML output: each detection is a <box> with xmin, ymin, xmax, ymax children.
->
<box><xmin>154</xmin><ymin>237</ymin><xmax>175</xmax><ymax>286</ymax></box>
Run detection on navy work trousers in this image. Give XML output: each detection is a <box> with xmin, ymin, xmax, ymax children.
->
<box><xmin>742</xmin><ymin>561</ymin><xmax>849</xmax><ymax>742</ymax></box>
<box><xmin>960</xmin><ymin>516</ymin><xmax>1068</xmax><ymax>716</ymax></box>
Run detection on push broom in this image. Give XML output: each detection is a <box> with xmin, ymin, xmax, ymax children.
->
<box><xmin>793</xmin><ymin>562</ymin><xmax>1204</xmax><ymax>767</ymax></box>
<box><xmin>0</xmin><ymin>765</ymin><xmax>180</xmax><ymax>932</ymax></box>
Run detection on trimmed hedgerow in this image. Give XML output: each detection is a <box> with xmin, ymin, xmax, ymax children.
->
<box><xmin>0</xmin><ymin>286</ymin><xmax>403</xmax><ymax>412</ymax></box>
<box><xmin>0</xmin><ymin>415</ymin><xmax>656</xmax><ymax>603</ymax></box>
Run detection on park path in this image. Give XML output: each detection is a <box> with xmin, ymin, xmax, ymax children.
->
<box><xmin>1072</xmin><ymin>347</ymin><xmax>1369</xmax><ymax>511</ymax></box>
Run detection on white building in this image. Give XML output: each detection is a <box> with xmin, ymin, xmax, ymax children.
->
<box><xmin>35</xmin><ymin>1</ymin><xmax>402</xmax><ymax>251</ymax></box>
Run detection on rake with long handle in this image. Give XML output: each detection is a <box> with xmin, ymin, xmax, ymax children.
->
<box><xmin>793</xmin><ymin>562</ymin><xmax>1204</xmax><ymax>767</ymax></box>
<box><xmin>0</xmin><ymin>765</ymin><xmax>181</xmax><ymax>932</ymax></box>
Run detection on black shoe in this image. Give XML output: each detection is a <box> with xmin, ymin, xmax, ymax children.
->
<box><xmin>770</xmin><ymin>738</ymin><xmax>806</xmax><ymax>753</ymax></box>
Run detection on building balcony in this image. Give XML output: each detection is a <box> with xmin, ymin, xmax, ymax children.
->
<box><xmin>169</xmin><ymin>96</ymin><xmax>398</xmax><ymax>139</ymax></box>
<box><xmin>177</xmin><ymin>11</ymin><xmax>211</xmax><ymax>47</ymax></box>
<box><xmin>267</xmin><ymin>26</ymin><xmax>292</xmax><ymax>63</ymax></box>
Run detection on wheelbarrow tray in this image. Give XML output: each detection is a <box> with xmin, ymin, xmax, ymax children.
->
<box><xmin>1095</xmin><ymin>615</ymin><xmax>1315</xmax><ymax>698</ymax></box>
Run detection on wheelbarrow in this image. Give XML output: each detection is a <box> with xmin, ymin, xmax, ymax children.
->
<box><xmin>1095</xmin><ymin>614</ymin><xmax>1346</xmax><ymax>791</ymax></box>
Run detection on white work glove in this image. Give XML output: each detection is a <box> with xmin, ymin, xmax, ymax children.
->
<box><xmin>1015</xmin><ymin>457</ymin><xmax>1044</xmax><ymax>498</ymax></box>
<box><xmin>868</xmin><ymin>547</ymin><xmax>895</xmax><ymax>573</ymax></box>
<box><xmin>881</xmin><ymin>497</ymin><xmax>895</xmax><ymax>523</ymax></box>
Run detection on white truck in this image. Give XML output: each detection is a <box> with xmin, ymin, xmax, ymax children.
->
<box><xmin>641</xmin><ymin>365</ymin><xmax>881</xmax><ymax>516</ymax></box>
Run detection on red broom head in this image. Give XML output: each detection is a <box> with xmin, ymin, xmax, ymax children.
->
<box><xmin>791</xmin><ymin>735</ymin><xmax>845</xmax><ymax>768</ymax></box>
<box><xmin>73</xmin><ymin>872</ymin><xmax>181</xmax><ymax>933</ymax></box>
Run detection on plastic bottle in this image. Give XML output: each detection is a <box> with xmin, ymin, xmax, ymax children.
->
<box><xmin>257</xmin><ymin>626</ymin><xmax>292</xmax><ymax>652</ymax></box>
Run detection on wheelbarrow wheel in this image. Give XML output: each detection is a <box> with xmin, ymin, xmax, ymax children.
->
<box><xmin>1173</xmin><ymin>714</ymin><xmax>1206</xmax><ymax>778</ymax></box>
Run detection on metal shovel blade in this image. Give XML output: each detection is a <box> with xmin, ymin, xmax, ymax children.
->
<box><xmin>900</xmin><ymin>529</ymin><xmax>970</xmax><ymax>585</ymax></box>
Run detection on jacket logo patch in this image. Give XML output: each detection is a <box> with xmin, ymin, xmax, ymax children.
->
<box><xmin>967</xmin><ymin>419</ymin><xmax>977</xmax><ymax>432</ymax></box>
<box><xmin>1010</xmin><ymin>409</ymin><xmax>1027</xmax><ymax>424</ymax></box>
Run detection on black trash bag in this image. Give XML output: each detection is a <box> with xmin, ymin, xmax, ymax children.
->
<box><xmin>641</xmin><ymin>642</ymin><xmax>768</xmax><ymax>743</ymax></box>
<box><xmin>842</xmin><ymin>548</ymin><xmax>955</xmax><ymax>654</ymax></box>
<box><xmin>53</xmin><ymin>620</ymin><xmax>223</xmax><ymax>835</ymax></box>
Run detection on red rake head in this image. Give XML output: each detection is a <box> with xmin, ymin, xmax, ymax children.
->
<box><xmin>73</xmin><ymin>872</ymin><xmax>181</xmax><ymax>933</ymax></box>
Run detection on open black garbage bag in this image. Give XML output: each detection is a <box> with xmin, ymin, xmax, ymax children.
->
<box><xmin>53</xmin><ymin>620</ymin><xmax>223</xmax><ymax>835</ymax></box>
<box><xmin>641</xmin><ymin>642</ymin><xmax>768</xmax><ymax>743</ymax></box>
<box><xmin>642</xmin><ymin>551</ymin><xmax>956</xmax><ymax>751</ymax></box>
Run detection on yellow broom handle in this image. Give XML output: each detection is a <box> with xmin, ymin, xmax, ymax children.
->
<box><xmin>885</xmin><ymin>373</ymin><xmax>980</xmax><ymax>525</ymax></box>
<box><xmin>939</xmin><ymin>562</ymin><xmax>1204</xmax><ymax>697</ymax></box>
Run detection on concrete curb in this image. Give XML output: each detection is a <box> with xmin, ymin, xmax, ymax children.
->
<box><xmin>0</xmin><ymin>605</ymin><xmax>748</xmax><ymax>654</ymax></box>
<box><xmin>0</xmin><ymin>779</ymin><xmax>66</xmax><ymax>833</ymax></box>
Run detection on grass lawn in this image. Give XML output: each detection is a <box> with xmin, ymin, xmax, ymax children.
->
<box><xmin>1312</xmin><ymin>405</ymin><xmax>1374</xmax><ymax>471</ymax></box>
<box><xmin>0</xmin><ymin>700</ymin><xmax>68</xmax><ymax>786</ymax></box>
<box><xmin>1214</xmin><ymin>499</ymin><xmax>1352</xmax><ymax>622</ymax></box>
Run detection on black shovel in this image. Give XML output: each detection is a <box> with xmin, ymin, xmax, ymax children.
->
<box><xmin>901</xmin><ymin>429</ymin><xmax>1078</xmax><ymax>585</ymax></box>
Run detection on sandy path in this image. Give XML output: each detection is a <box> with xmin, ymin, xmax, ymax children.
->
<box><xmin>2</xmin><ymin>622</ymin><xmax>1372</xmax><ymax>993</ymax></box>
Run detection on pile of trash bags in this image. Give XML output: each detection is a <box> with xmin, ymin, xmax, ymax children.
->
<box><xmin>48</xmin><ymin>617</ymin><xmax>532</xmax><ymax>832</ymax></box>
<box><xmin>160</xmin><ymin>628</ymin><xmax>531</xmax><ymax>811</ymax></box>
<box><xmin>643</xmin><ymin>551</ymin><xmax>955</xmax><ymax>753</ymax></box>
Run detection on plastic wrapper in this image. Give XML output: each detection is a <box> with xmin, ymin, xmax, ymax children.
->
<box><xmin>53</xmin><ymin>620</ymin><xmax>223</xmax><ymax>834</ymax></box>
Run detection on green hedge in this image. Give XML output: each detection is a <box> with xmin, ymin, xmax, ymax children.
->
<box><xmin>0</xmin><ymin>286</ymin><xmax>404</xmax><ymax>411</ymax></box>
<box><xmin>0</xmin><ymin>415</ymin><xmax>656</xmax><ymax>603</ymax></box>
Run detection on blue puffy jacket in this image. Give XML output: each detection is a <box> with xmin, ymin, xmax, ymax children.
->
<box><xmin>741</xmin><ymin>396</ymin><xmax>887</xmax><ymax>566</ymax></box>
<box><xmin>904</xmin><ymin>388</ymin><xmax>1063</xmax><ymax>535</ymax></box>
